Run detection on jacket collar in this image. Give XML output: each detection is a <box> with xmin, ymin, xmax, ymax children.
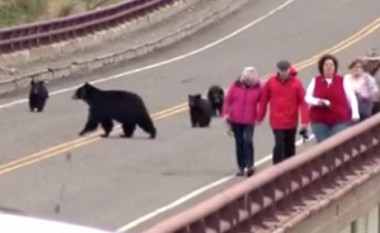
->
<box><xmin>235</xmin><ymin>78</ymin><xmax>260</xmax><ymax>89</ymax></box>
<box><xmin>275</xmin><ymin>73</ymin><xmax>295</xmax><ymax>83</ymax></box>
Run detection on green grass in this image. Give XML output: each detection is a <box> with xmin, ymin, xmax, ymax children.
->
<box><xmin>0</xmin><ymin>0</ymin><xmax>123</xmax><ymax>28</ymax></box>
<box><xmin>0</xmin><ymin>0</ymin><xmax>46</xmax><ymax>28</ymax></box>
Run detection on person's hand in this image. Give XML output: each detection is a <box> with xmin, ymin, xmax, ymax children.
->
<box><xmin>318</xmin><ymin>99</ymin><xmax>330</xmax><ymax>107</ymax></box>
<box><xmin>299</xmin><ymin>125</ymin><xmax>309</xmax><ymax>142</ymax></box>
<box><xmin>352</xmin><ymin>115</ymin><xmax>360</xmax><ymax>122</ymax></box>
<box><xmin>317</xmin><ymin>99</ymin><xmax>325</xmax><ymax>106</ymax></box>
<box><xmin>354</xmin><ymin>90</ymin><xmax>361</xmax><ymax>97</ymax></box>
<box><xmin>355</xmin><ymin>88</ymin><xmax>365</xmax><ymax>97</ymax></box>
<box><xmin>223</xmin><ymin>116</ymin><xmax>233</xmax><ymax>136</ymax></box>
<box><xmin>222</xmin><ymin>115</ymin><xmax>229</xmax><ymax>122</ymax></box>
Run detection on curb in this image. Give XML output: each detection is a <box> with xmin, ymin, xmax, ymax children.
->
<box><xmin>0</xmin><ymin>0</ymin><xmax>250</xmax><ymax>95</ymax></box>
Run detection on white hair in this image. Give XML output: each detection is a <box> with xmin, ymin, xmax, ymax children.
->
<box><xmin>241</xmin><ymin>66</ymin><xmax>258</xmax><ymax>80</ymax></box>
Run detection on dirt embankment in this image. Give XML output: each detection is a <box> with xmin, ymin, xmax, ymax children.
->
<box><xmin>0</xmin><ymin>0</ymin><xmax>122</xmax><ymax>28</ymax></box>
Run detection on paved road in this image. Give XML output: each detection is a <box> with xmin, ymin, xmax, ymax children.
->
<box><xmin>0</xmin><ymin>0</ymin><xmax>379</xmax><ymax>231</ymax></box>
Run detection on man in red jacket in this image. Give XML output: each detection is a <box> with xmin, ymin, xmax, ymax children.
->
<box><xmin>256</xmin><ymin>60</ymin><xmax>309</xmax><ymax>165</ymax></box>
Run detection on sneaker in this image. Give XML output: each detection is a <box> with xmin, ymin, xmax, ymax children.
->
<box><xmin>245</xmin><ymin>167</ymin><xmax>255</xmax><ymax>177</ymax></box>
<box><xmin>235</xmin><ymin>170</ymin><xmax>245</xmax><ymax>177</ymax></box>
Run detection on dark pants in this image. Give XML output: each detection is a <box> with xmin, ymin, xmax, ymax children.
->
<box><xmin>272</xmin><ymin>128</ymin><xmax>297</xmax><ymax>165</ymax></box>
<box><xmin>358</xmin><ymin>98</ymin><xmax>374</xmax><ymax>121</ymax></box>
<box><xmin>372</xmin><ymin>101</ymin><xmax>380</xmax><ymax>115</ymax></box>
<box><xmin>231</xmin><ymin>123</ymin><xmax>254</xmax><ymax>171</ymax></box>
<box><xmin>360</xmin><ymin>113</ymin><xmax>371</xmax><ymax>122</ymax></box>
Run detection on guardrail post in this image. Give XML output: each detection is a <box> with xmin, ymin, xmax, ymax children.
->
<box><xmin>367</xmin><ymin>206</ymin><xmax>379</xmax><ymax>233</ymax></box>
<box><xmin>378</xmin><ymin>204</ymin><xmax>380</xmax><ymax>233</ymax></box>
<box><xmin>351</xmin><ymin>221</ymin><xmax>357</xmax><ymax>233</ymax></box>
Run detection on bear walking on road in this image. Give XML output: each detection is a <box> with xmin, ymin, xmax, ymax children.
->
<box><xmin>207</xmin><ymin>85</ymin><xmax>224</xmax><ymax>117</ymax></box>
<box><xmin>72</xmin><ymin>83</ymin><xmax>156</xmax><ymax>139</ymax></box>
<box><xmin>29</xmin><ymin>79</ymin><xmax>49</xmax><ymax>112</ymax></box>
<box><xmin>188</xmin><ymin>94</ymin><xmax>212</xmax><ymax>128</ymax></box>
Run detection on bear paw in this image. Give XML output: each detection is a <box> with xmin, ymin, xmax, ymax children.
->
<box><xmin>149</xmin><ymin>132</ymin><xmax>156</xmax><ymax>139</ymax></box>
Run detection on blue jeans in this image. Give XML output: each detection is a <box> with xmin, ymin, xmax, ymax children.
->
<box><xmin>311</xmin><ymin>122</ymin><xmax>351</xmax><ymax>143</ymax></box>
<box><xmin>231</xmin><ymin>123</ymin><xmax>254</xmax><ymax>171</ymax></box>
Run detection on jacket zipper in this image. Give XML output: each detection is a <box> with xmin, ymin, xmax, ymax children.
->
<box><xmin>241</xmin><ymin>86</ymin><xmax>248</xmax><ymax>122</ymax></box>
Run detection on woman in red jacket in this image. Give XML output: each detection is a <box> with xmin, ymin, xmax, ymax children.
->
<box><xmin>305</xmin><ymin>54</ymin><xmax>359</xmax><ymax>143</ymax></box>
<box><xmin>223</xmin><ymin>67</ymin><xmax>262</xmax><ymax>177</ymax></box>
<box><xmin>256</xmin><ymin>60</ymin><xmax>309</xmax><ymax>165</ymax></box>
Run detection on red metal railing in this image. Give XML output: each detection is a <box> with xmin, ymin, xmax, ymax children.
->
<box><xmin>0</xmin><ymin>0</ymin><xmax>177</xmax><ymax>54</ymax></box>
<box><xmin>142</xmin><ymin>114</ymin><xmax>380</xmax><ymax>233</ymax></box>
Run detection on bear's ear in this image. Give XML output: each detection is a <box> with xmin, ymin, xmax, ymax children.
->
<box><xmin>30</xmin><ymin>79</ymin><xmax>35</xmax><ymax>85</ymax></box>
<box><xmin>83</xmin><ymin>82</ymin><xmax>91</xmax><ymax>89</ymax></box>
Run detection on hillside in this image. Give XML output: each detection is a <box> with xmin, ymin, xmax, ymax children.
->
<box><xmin>0</xmin><ymin>0</ymin><xmax>122</xmax><ymax>28</ymax></box>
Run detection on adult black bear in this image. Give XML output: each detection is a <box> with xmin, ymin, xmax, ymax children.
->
<box><xmin>29</xmin><ymin>79</ymin><xmax>49</xmax><ymax>112</ymax></box>
<box><xmin>72</xmin><ymin>83</ymin><xmax>156</xmax><ymax>139</ymax></box>
<box><xmin>188</xmin><ymin>94</ymin><xmax>212</xmax><ymax>128</ymax></box>
<box><xmin>207</xmin><ymin>85</ymin><xmax>224</xmax><ymax>116</ymax></box>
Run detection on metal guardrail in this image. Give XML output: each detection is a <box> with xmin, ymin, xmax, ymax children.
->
<box><xmin>0</xmin><ymin>0</ymin><xmax>177</xmax><ymax>54</ymax></box>
<box><xmin>142</xmin><ymin>114</ymin><xmax>380</xmax><ymax>233</ymax></box>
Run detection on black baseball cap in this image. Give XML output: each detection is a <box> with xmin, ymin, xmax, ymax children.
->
<box><xmin>277</xmin><ymin>60</ymin><xmax>291</xmax><ymax>71</ymax></box>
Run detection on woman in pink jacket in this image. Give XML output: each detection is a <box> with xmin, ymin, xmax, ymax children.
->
<box><xmin>222</xmin><ymin>67</ymin><xmax>262</xmax><ymax>177</ymax></box>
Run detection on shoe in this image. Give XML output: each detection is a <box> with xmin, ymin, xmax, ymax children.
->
<box><xmin>235</xmin><ymin>170</ymin><xmax>245</xmax><ymax>177</ymax></box>
<box><xmin>245</xmin><ymin>167</ymin><xmax>255</xmax><ymax>177</ymax></box>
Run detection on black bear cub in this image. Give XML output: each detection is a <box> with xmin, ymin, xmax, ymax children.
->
<box><xmin>207</xmin><ymin>85</ymin><xmax>224</xmax><ymax>116</ymax></box>
<box><xmin>29</xmin><ymin>79</ymin><xmax>49</xmax><ymax>112</ymax></box>
<box><xmin>188</xmin><ymin>94</ymin><xmax>212</xmax><ymax>128</ymax></box>
<box><xmin>73</xmin><ymin>82</ymin><xmax>157</xmax><ymax>139</ymax></box>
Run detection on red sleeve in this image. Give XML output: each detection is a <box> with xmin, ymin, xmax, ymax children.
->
<box><xmin>297</xmin><ymin>80</ymin><xmax>310</xmax><ymax>125</ymax></box>
<box><xmin>222</xmin><ymin>84</ymin><xmax>234</xmax><ymax>117</ymax></box>
<box><xmin>256</xmin><ymin>80</ymin><xmax>270</xmax><ymax>122</ymax></box>
<box><xmin>256</xmin><ymin>85</ymin><xmax>262</xmax><ymax>115</ymax></box>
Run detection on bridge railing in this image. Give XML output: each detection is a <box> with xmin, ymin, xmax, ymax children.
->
<box><xmin>142</xmin><ymin>114</ymin><xmax>380</xmax><ymax>233</ymax></box>
<box><xmin>0</xmin><ymin>0</ymin><xmax>176</xmax><ymax>54</ymax></box>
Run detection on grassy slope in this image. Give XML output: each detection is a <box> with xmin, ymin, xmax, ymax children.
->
<box><xmin>0</xmin><ymin>0</ymin><xmax>123</xmax><ymax>28</ymax></box>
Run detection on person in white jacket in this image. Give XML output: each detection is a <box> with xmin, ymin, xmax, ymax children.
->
<box><xmin>344</xmin><ymin>58</ymin><xmax>379</xmax><ymax>120</ymax></box>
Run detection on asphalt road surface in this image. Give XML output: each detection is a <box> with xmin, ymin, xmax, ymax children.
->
<box><xmin>0</xmin><ymin>0</ymin><xmax>380</xmax><ymax>231</ymax></box>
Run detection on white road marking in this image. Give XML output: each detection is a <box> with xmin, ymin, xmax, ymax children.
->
<box><xmin>116</xmin><ymin>135</ymin><xmax>314</xmax><ymax>232</ymax></box>
<box><xmin>0</xmin><ymin>0</ymin><xmax>295</xmax><ymax>110</ymax></box>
